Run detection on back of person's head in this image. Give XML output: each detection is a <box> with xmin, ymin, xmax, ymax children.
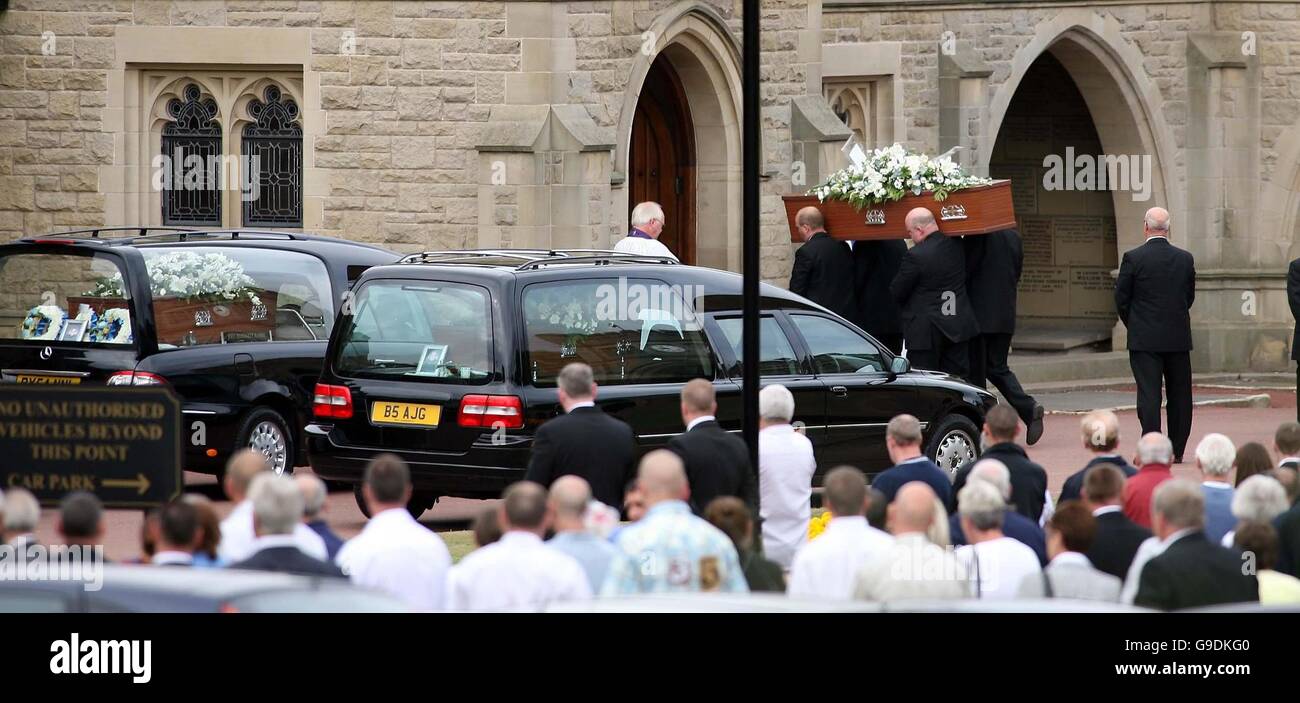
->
<box><xmin>1234</xmin><ymin>442</ymin><xmax>1275</xmax><ymax>486</ymax></box>
<box><xmin>1195</xmin><ymin>433</ymin><xmax>1235</xmax><ymax>478</ymax></box>
<box><xmin>891</xmin><ymin>481</ymin><xmax>939</xmax><ymax>535</ymax></box>
<box><xmin>3</xmin><ymin>488</ymin><xmax>39</xmax><ymax>534</ymax></box>
<box><xmin>1136</xmin><ymin>432</ymin><xmax>1174</xmax><ymax>466</ymax></box>
<box><xmin>865</xmin><ymin>488</ymin><xmax>888</xmax><ymax>530</ymax></box>
<box><xmin>958</xmin><ymin>480</ymin><xmax>1005</xmax><ymax>532</ymax></box>
<box><xmin>159</xmin><ymin>499</ymin><xmax>200</xmax><ymax>551</ymax></box>
<box><xmin>58</xmin><ymin>491</ymin><xmax>103</xmax><ymax>541</ymax></box>
<box><xmin>1272</xmin><ymin>466</ymin><xmax>1300</xmax><ymax>504</ymax></box>
<box><xmin>886</xmin><ymin>414</ymin><xmax>922</xmax><ymax>446</ymax></box>
<box><xmin>825</xmin><ymin>466</ymin><xmax>867</xmax><ymax>517</ymax></box>
<box><xmin>296</xmin><ymin>475</ymin><xmax>329</xmax><ymax>520</ymax></box>
<box><xmin>1151</xmin><ymin>478</ymin><xmax>1204</xmax><ymax>531</ymax></box>
<box><xmin>759</xmin><ymin>384</ymin><xmax>795</xmax><ymax>424</ymax></box>
<box><xmin>1082</xmin><ymin>463</ymin><xmax>1126</xmax><ymax>506</ymax></box>
<box><xmin>1231</xmin><ymin>474</ymin><xmax>1289</xmax><ymax>523</ymax></box>
<box><xmin>1233</xmin><ymin>521</ymin><xmax>1282</xmax><ymax>571</ymax></box>
<box><xmin>548</xmin><ymin>475</ymin><xmax>591</xmax><ymax>521</ymax></box>
<box><xmin>984</xmin><ymin>403</ymin><xmax>1019</xmax><ymax>443</ymax></box>
<box><xmin>968</xmin><ymin>458</ymin><xmax>1011</xmax><ymax>503</ymax></box>
<box><xmin>181</xmin><ymin>493</ymin><xmax>220</xmax><ymax>558</ymax></box>
<box><xmin>680</xmin><ymin>378</ymin><xmax>715</xmax><ymax>415</ymax></box>
<box><xmin>364</xmin><ymin>453</ymin><xmax>411</xmax><ymax>505</ymax></box>
<box><xmin>501</xmin><ymin>481</ymin><xmax>548</xmax><ymax>531</ymax></box>
<box><xmin>703</xmin><ymin>496</ymin><xmax>753</xmax><ymax>551</ymax></box>
<box><xmin>1080</xmin><ymin>410</ymin><xmax>1120</xmax><ymax>452</ymax></box>
<box><xmin>472</xmin><ymin>505</ymin><xmax>502</xmax><ymax>548</ymax></box>
<box><xmin>637</xmin><ymin>449</ymin><xmax>688</xmax><ymax>504</ymax></box>
<box><xmin>225</xmin><ymin>449</ymin><xmax>270</xmax><ymax>500</ymax></box>
<box><xmin>1275</xmin><ymin>422</ymin><xmax>1300</xmax><ymax>457</ymax></box>
<box><xmin>249</xmin><ymin>474</ymin><xmax>305</xmax><ymax>536</ymax></box>
<box><xmin>557</xmin><ymin>362</ymin><xmax>595</xmax><ymax>400</ymax></box>
<box><xmin>1047</xmin><ymin>501</ymin><xmax>1097</xmax><ymax>553</ymax></box>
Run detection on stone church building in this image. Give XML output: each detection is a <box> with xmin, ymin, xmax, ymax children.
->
<box><xmin>1</xmin><ymin>0</ymin><xmax>1298</xmax><ymax>372</ymax></box>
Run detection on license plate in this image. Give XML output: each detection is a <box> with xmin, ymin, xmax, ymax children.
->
<box><xmin>15</xmin><ymin>374</ymin><xmax>81</xmax><ymax>385</ymax></box>
<box><xmin>370</xmin><ymin>401</ymin><xmax>440</xmax><ymax>427</ymax></box>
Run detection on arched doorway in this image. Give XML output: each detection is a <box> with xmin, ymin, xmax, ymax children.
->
<box><xmin>629</xmin><ymin>55</ymin><xmax>696</xmax><ymax>265</ymax></box>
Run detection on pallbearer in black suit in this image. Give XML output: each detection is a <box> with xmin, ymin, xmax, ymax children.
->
<box><xmin>964</xmin><ymin>228</ymin><xmax>1044</xmax><ymax>444</ymax></box>
<box><xmin>524</xmin><ymin>363</ymin><xmax>637</xmax><ymax>510</ymax></box>
<box><xmin>666</xmin><ymin>379</ymin><xmax>757</xmax><ymax>515</ymax></box>
<box><xmin>789</xmin><ymin>206</ymin><xmax>857</xmax><ymax>321</ymax></box>
<box><xmin>1288</xmin><ymin>257</ymin><xmax>1300</xmax><ymax>422</ymax></box>
<box><xmin>1114</xmin><ymin>207</ymin><xmax>1196</xmax><ymax>462</ymax></box>
<box><xmin>889</xmin><ymin>207</ymin><xmax>981</xmax><ymax>380</ymax></box>
<box><xmin>850</xmin><ymin>239</ymin><xmax>906</xmax><ymax>354</ymax></box>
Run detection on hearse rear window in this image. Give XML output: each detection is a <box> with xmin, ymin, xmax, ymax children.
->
<box><xmin>0</xmin><ymin>252</ymin><xmax>135</xmax><ymax>347</ymax></box>
<box><xmin>334</xmin><ymin>280</ymin><xmax>493</xmax><ymax>384</ymax></box>
<box><xmin>522</xmin><ymin>278</ymin><xmax>714</xmax><ymax>387</ymax></box>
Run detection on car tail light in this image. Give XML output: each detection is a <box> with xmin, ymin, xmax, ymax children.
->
<box><xmin>313</xmin><ymin>383</ymin><xmax>353</xmax><ymax>419</ymax></box>
<box><xmin>106</xmin><ymin>370</ymin><xmax>167</xmax><ymax>386</ymax></box>
<box><xmin>458</xmin><ymin>394</ymin><xmax>523</xmax><ymax>429</ymax></box>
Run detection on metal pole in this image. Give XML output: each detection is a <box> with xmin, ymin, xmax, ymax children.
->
<box><xmin>741</xmin><ymin>0</ymin><xmax>761</xmax><ymax>487</ymax></box>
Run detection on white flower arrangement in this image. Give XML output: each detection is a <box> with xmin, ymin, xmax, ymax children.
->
<box><xmin>809</xmin><ymin>143</ymin><xmax>994</xmax><ymax>209</ymax></box>
<box><xmin>21</xmin><ymin>305</ymin><xmax>67</xmax><ymax>341</ymax></box>
<box><xmin>86</xmin><ymin>251</ymin><xmax>262</xmax><ymax>307</ymax></box>
<box><xmin>96</xmin><ymin>308</ymin><xmax>132</xmax><ymax>344</ymax></box>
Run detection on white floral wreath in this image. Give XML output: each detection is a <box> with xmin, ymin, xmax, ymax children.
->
<box><xmin>21</xmin><ymin>305</ymin><xmax>67</xmax><ymax>341</ymax></box>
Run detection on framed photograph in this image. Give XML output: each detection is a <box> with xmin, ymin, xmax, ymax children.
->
<box><xmin>59</xmin><ymin>319</ymin><xmax>88</xmax><ymax>342</ymax></box>
<box><xmin>414</xmin><ymin>344</ymin><xmax>449</xmax><ymax>376</ymax></box>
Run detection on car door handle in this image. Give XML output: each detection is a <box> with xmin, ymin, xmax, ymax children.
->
<box><xmin>831</xmin><ymin>385</ymin><xmax>848</xmax><ymax>396</ymax></box>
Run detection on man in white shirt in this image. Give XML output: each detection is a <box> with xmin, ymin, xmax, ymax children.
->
<box><xmin>757</xmin><ymin>384</ymin><xmax>816</xmax><ymax>569</ymax></box>
<box><xmin>853</xmin><ymin>481</ymin><xmax>969</xmax><ymax>601</ymax></box>
<box><xmin>217</xmin><ymin>450</ymin><xmax>326</xmax><ymax>563</ymax></box>
<box><xmin>954</xmin><ymin>480</ymin><xmax>1041</xmax><ymax>600</ymax></box>
<box><xmin>447</xmin><ymin>481</ymin><xmax>591</xmax><ymax>611</ymax></box>
<box><xmin>336</xmin><ymin>454</ymin><xmax>452</xmax><ymax>611</ymax></box>
<box><xmin>613</xmin><ymin>201</ymin><xmax>678</xmax><ymax>260</ymax></box>
<box><xmin>788</xmin><ymin>467</ymin><xmax>891</xmax><ymax>599</ymax></box>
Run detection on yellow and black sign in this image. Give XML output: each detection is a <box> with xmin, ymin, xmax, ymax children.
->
<box><xmin>370</xmin><ymin>401</ymin><xmax>441</xmax><ymax>428</ymax></box>
<box><xmin>0</xmin><ymin>386</ymin><xmax>181</xmax><ymax>508</ymax></box>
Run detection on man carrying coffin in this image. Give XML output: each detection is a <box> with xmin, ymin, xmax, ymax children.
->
<box><xmin>890</xmin><ymin>207</ymin><xmax>980</xmax><ymax>380</ymax></box>
<box><xmin>789</xmin><ymin>206</ymin><xmax>857</xmax><ymax>321</ymax></box>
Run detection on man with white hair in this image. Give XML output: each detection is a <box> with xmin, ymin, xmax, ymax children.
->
<box><xmin>1133</xmin><ymin>479</ymin><xmax>1257</xmax><ymax>610</ymax></box>
<box><xmin>756</xmin><ymin>383</ymin><xmax>815</xmax><ymax>568</ymax></box>
<box><xmin>218</xmin><ymin>449</ymin><xmax>327</xmax><ymax>563</ymax></box>
<box><xmin>954</xmin><ymin>480</ymin><xmax>1042</xmax><ymax>599</ymax></box>
<box><xmin>614</xmin><ymin>201</ymin><xmax>678</xmax><ymax>260</ymax></box>
<box><xmin>1195</xmin><ymin>433</ymin><xmax>1236</xmax><ymax>543</ymax></box>
<box><xmin>1121</xmin><ymin>432</ymin><xmax>1175</xmax><ymax>529</ymax></box>
<box><xmin>2</xmin><ymin>488</ymin><xmax>40</xmax><ymax>553</ymax></box>
<box><xmin>1222</xmin><ymin>474</ymin><xmax>1290</xmax><ymax>547</ymax></box>
<box><xmin>297</xmin><ymin>474</ymin><xmax>344</xmax><ymax>561</ymax></box>
<box><xmin>228</xmin><ymin>474</ymin><xmax>344</xmax><ymax>578</ymax></box>
<box><xmin>947</xmin><ymin>458</ymin><xmax>1047</xmax><ymax>565</ymax></box>
<box><xmin>1114</xmin><ymin>206</ymin><xmax>1196</xmax><ymax>463</ymax></box>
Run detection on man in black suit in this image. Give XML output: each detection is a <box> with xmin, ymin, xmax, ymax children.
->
<box><xmin>525</xmin><ymin>362</ymin><xmax>637</xmax><ymax>509</ymax></box>
<box><xmin>150</xmin><ymin>500</ymin><xmax>199</xmax><ymax>567</ymax></box>
<box><xmin>850</xmin><ymin>239</ymin><xmax>906</xmax><ymax>353</ymax></box>
<box><xmin>964</xmin><ymin>228</ymin><xmax>1044</xmax><ymax>444</ymax></box>
<box><xmin>229</xmin><ymin>474</ymin><xmax>345</xmax><ymax>578</ymax></box>
<box><xmin>890</xmin><ymin>207</ymin><xmax>981</xmax><ymax>380</ymax></box>
<box><xmin>1289</xmin><ymin>257</ymin><xmax>1300</xmax><ymax>423</ymax></box>
<box><xmin>1059</xmin><ymin>410</ymin><xmax>1138</xmax><ymax>504</ymax></box>
<box><xmin>1115</xmin><ymin>207</ymin><xmax>1196</xmax><ymax>462</ymax></box>
<box><xmin>789</xmin><ymin>206</ymin><xmax>857</xmax><ymax>321</ymax></box>
<box><xmin>1080</xmin><ymin>463</ymin><xmax>1151</xmax><ymax>581</ymax></box>
<box><xmin>951</xmin><ymin>403</ymin><xmax>1049</xmax><ymax>523</ymax></box>
<box><xmin>666</xmin><ymin>379</ymin><xmax>756</xmax><ymax>514</ymax></box>
<box><xmin>1134</xmin><ymin>478</ymin><xmax>1257</xmax><ymax>610</ymax></box>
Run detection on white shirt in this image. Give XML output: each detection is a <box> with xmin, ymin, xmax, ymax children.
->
<box><xmin>217</xmin><ymin>500</ymin><xmax>327</xmax><ymax>563</ymax></box>
<box><xmin>613</xmin><ymin>233</ymin><xmax>678</xmax><ymax>260</ymax></box>
<box><xmin>1092</xmin><ymin>505</ymin><xmax>1121</xmax><ymax>517</ymax></box>
<box><xmin>1121</xmin><ymin>527</ymin><xmax>1196</xmax><ymax>604</ymax></box>
<box><xmin>853</xmin><ymin>532</ymin><xmax>969</xmax><ymax>602</ymax></box>
<box><xmin>685</xmin><ymin>415</ymin><xmax>716</xmax><ymax>432</ymax></box>
<box><xmin>151</xmin><ymin>550</ymin><xmax>194</xmax><ymax>566</ymax></box>
<box><xmin>336</xmin><ymin>507</ymin><xmax>453</xmax><ymax>611</ymax></box>
<box><xmin>956</xmin><ymin>536</ymin><xmax>1042</xmax><ymax>600</ymax></box>
<box><xmin>758</xmin><ymin>423</ymin><xmax>816</xmax><ymax>569</ymax></box>
<box><xmin>446</xmin><ymin>531</ymin><xmax>592</xmax><ymax>611</ymax></box>
<box><xmin>788</xmin><ymin>516</ymin><xmax>893</xmax><ymax>600</ymax></box>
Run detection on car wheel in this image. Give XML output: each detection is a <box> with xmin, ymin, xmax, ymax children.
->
<box><xmin>352</xmin><ymin>483</ymin><xmax>439</xmax><ymax>520</ymax></box>
<box><xmin>238</xmin><ymin>408</ymin><xmax>294</xmax><ymax>477</ymax></box>
<box><xmin>926</xmin><ymin>414</ymin><xmax>980</xmax><ymax>481</ymax></box>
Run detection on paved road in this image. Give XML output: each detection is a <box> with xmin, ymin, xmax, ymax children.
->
<box><xmin>31</xmin><ymin>388</ymin><xmax>1298</xmax><ymax>562</ymax></box>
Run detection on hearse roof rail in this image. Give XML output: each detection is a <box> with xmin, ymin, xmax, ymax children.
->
<box><xmin>514</xmin><ymin>253</ymin><xmax>679</xmax><ymax>270</ymax></box>
<box><xmin>21</xmin><ymin>226</ymin><xmax>199</xmax><ymax>242</ymax></box>
<box><xmin>396</xmin><ymin>249</ymin><xmax>680</xmax><ymax>270</ymax></box>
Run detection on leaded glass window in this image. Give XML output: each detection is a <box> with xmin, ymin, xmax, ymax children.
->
<box><xmin>161</xmin><ymin>84</ymin><xmax>222</xmax><ymax>226</ymax></box>
<box><xmin>241</xmin><ymin>85</ymin><xmax>303</xmax><ymax>227</ymax></box>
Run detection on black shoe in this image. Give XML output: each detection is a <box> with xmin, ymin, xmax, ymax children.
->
<box><xmin>1026</xmin><ymin>403</ymin><xmax>1045</xmax><ymax>446</ymax></box>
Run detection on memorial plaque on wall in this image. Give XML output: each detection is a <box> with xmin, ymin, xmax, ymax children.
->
<box><xmin>1054</xmin><ymin>216</ymin><xmax>1105</xmax><ymax>266</ymax></box>
<box><xmin>1019</xmin><ymin>216</ymin><xmax>1054</xmax><ymax>266</ymax></box>
<box><xmin>1070</xmin><ymin>267</ymin><xmax>1118</xmax><ymax>319</ymax></box>
<box><xmin>995</xmin><ymin>165</ymin><xmax>1038</xmax><ymax>214</ymax></box>
<box><xmin>1018</xmin><ymin>266</ymin><xmax>1069</xmax><ymax>317</ymax></box>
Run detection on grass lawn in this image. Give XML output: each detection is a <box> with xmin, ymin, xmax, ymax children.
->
<box><xmin>441</xmin><ymin>530</ymin><xmax>476</xmax><ymax>563</ymax></box>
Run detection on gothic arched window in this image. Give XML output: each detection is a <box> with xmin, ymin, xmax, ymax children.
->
<box><xmin>241</xmin><ymin>85</ymin><xmax>303</xmax><ymax>227</ymax></box>
<box><xmin>161</xmin><ymin>84</ymin><xmax>222</xmax><ymax>226</ymax></box>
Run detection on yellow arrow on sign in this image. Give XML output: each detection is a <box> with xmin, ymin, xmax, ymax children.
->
<box><xmin>101</xmin><ymin>473</ymin><xmax>151</xmax><ymax>496</ymax></box>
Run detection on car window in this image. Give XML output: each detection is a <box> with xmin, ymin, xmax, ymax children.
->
<box><xmin>522</xmin><ymin>278</ymin><xmax>714</xmax><ymax>387</ymax></box>
<box><xmin>335</xmin><ymin>280</ymin><xmax>493</xmax><ymax>384</ymax></box>
<box><xmin>115</xmin><ymin>246</ymin><xmax>335</xmax><ymax>348</ymax></box>
<box><xmin>0</xmin><ymin>252</ymin><xmax>135</xmax><ymax>347</ymax></box>
<box><xmin>713</xmin><ymin>316</ymin><xmax>801</xmax><ymax>377</ymax></box>
<box><xmin>789</xmin><ymin>314</ymin><xmax>885</xmax><ymax>374</ymax></box>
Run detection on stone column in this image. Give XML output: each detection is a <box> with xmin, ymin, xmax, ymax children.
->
<box><xmin>938</xmin><ymin>44</ymin><xmax>993</xmax><ymax>176</ymax></box>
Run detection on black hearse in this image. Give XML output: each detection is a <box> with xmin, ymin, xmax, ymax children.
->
<box><xmin>307</xmin><ymin>250</ymin><xmax>996</xmax><ymax>516</ymax></box>
<box><xmin>0</xmin><ymin>228</ymin><xmax>398</xmax><ymax>475</ymax></box>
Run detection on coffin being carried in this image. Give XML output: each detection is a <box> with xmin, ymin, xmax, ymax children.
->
<box><xmin>784</xmin><ymin>144</ymin><xmax>1016</xmax><ymax>242</ymax></box>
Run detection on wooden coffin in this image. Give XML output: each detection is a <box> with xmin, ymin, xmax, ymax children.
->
<box><xmin>68</xmin><ymin>293</ymin><xmax>276</xmax><ymax>346</ymax></box>
<box><xmin>783</xmin><ymin>179</ymin><xmax>1016</xmax><ymax>242</ymax></box>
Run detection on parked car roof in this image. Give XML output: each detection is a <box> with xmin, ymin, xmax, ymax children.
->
<box><xmin>18</xmin><ymin>227</ymin><xmax>397</xmax><ymax>257</ymax></box>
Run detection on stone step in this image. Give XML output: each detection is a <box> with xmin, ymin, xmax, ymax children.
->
<box><xmin>1005</xmin><ymin>350</ymin><xmax>1133</xmax><ymax>385</ymax></box>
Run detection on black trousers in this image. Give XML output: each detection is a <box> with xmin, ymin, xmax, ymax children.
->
<box><xmin>910</xmin><ymin>337</ymin><xmax>971</xmax><ymax>382</ymax></box>
<box><xmin>1129</xmin><ymin>350</ymin><xmax>1193</xmax><ymax>460</ymax></box>
<box><xmin>970</xmin><ymin>333</ymin><xmax>1037</xmax><ymax>425</ymax></box>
